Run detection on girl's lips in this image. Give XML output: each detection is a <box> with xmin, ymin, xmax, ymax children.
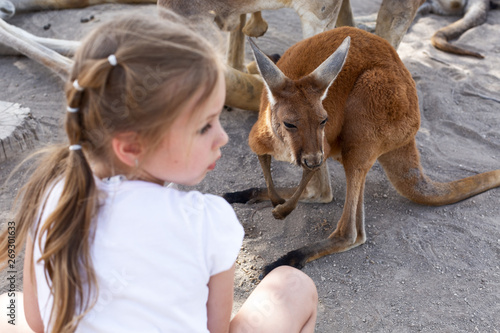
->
<box><xmin>208</xmin><ymin>156</ymin><xmax>220</xmax><ymax>170</ymax></box>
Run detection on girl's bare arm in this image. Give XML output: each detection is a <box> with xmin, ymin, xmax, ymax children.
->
<box><xmin>206</xmin><ymin>264</ymin><xmax>235</xmax><ymax>333</ymax></box>
<box><xmin>23</xmin><ymin>236</ymin><xmax>44</xmax><ymax>333</ymax></box>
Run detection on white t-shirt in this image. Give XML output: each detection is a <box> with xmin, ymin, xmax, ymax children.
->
<box><xmin>32</xmin><ymin>176</ymin><xmax>244</xmax><ymax>332</ymax></box>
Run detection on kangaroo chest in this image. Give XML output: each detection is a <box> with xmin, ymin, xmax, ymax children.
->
<box><xmin>272</xmin><ymin>138</ymin><xmax>297</xmax><ymax>164</ymax></box>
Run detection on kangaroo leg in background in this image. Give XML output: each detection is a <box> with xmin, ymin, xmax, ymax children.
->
<box><xmin>336</xmin><ymin>0</ymin><xmax>355</xmax><ymax>27</ymax></box>
<box><xmin>227</xmin><ymin>14</ymin><xmax>247</xmax><ymax>71</ymax></box>
<box><xmin>0</xmin><ymin>18</ymin><xmax>72</xmax><ymax>79</ymax></box>
<box><xmin>375</xmin><ymin>0</ymin><xmax>425</xmax><ymax>49</ymax></box>
<box><xmin>335</xmin><ymin>0</ymin><xmax>423</xmax><ymax>49</ymax></box>
<box><xmin>243</xmin><ymin>11</ymin><xmax>268</xmax><ymax>37</ymax></box>
<box><xmin>378</xmin><ymin>140</ymin><xmax>500</xmax><ymax>206</ymax></box>
<box><xmin>0</xmin><ymin>17</ymin><xmax>79</xmax><ymax>56</ymax></box>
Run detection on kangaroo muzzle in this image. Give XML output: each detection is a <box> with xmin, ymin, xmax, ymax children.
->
<box><xmin>302</xmin><ymin>153</ymin><xmax>324</xmax><ymax>170</ymax></box>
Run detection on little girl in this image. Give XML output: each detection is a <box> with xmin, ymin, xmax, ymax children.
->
<box><xmin>0</xmin><ymin>10</ymin><xmax>317</xmax><ymax>333</ymax></box>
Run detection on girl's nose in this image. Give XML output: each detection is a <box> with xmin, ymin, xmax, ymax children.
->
<box><xmin>214</xmin><ymin>123</ymin><xmax>229</xmax><ymax>149</ymax></box>
<box><xmin>219</xmin><ymin>127</ymin><xmax>229</xmax><ymax>148</ymax></box>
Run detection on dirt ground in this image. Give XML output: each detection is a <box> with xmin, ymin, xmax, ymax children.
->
<box><xmin>1</xmin><ymin>1</ymin><xmax>499</xmax><ymax>332</ymax></box>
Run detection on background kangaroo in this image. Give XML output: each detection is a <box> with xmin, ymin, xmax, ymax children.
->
<box><xmin>418</xmin><ymin>0</ymin><xmax>498</xmax><ymax>58</ymax></box>
<box><xmin>224</xmin><ymin>26</ymin><xmax>500</xmax><ymax>276</ymax></box>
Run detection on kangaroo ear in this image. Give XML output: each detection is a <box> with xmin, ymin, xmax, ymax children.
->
<box><xmin>248</xmin><ymin>37</ymin><xmax>287</xmax><ymax>106</ymax></box>
<box><xmin>308</xmin><ymin>36</ymin><xmax>350</xmax><ymax>101</ymax></box>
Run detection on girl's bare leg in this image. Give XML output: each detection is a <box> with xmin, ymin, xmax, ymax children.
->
<box><xmin>230</xmin><ymin>266</ymin><xmax>318</xmax><ymax>333</ymax></box>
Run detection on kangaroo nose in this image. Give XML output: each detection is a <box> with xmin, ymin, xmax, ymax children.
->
<box><xmin>302</xmin><ymin>154</ymin><xmax>323</xmax><ymax>170</ymax></box>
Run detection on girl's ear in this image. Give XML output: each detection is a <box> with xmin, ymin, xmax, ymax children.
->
<box><xmin>111</xmin><ymin>132</ymin><xmax>144</xmax><ymax>167</ymax></box>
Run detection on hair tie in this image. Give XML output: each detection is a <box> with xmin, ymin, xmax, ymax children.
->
<box><xmin>67</xmin><ymin>106</ymin><xmax>79</xmax><ymax>113</ymax></box>
<box><xmin>69</xmin><ymin>144</ymin><xmax>82</xmax><ymax>151</ymax></box>
<box><xmin>73</xmin><ymin>80</ymin><xmax>84</xmax><ymax>92</ymax></box>
<box><xmin>108</xmin><ymin>54</ymin><xmax>118</xmax><ymax>66</ymax></box>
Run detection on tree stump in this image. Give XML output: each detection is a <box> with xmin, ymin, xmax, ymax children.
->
<box><xmin>0</xmin><ymin>101</ymin><xmax>42</xmax><ymax>162</ymax></box>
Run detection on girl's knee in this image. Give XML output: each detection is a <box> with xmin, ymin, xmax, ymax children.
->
<box><xmin>231</xmin><ymin>267</ymin><xmax>318</xmax><ymax>332</ymax></box>
<box><xmin>264</xmin><ymin>266</ymin><xmax>318</xmax><ymax>304</ymax></box>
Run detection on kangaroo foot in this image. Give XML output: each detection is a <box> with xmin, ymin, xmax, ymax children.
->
<box><xmin>260</xmin><ymin>249</ymin><xmax>307</xmax><ymax>279</ymax></box>
<box><xmin>223</xmin><ymin>188</ymin><xmax>261</xmax><ymax>204</ymax></box>
<box><xmin>271</xmin><ymin>201</ymin><xmax>296</xmax><ymax>219</ymax></box>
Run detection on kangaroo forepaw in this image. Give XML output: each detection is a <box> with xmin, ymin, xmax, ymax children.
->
<box><xmin>271</xmin><ymin>202</ymin><xmax>294</xmax><ymax>219</ymax></box>
<box><xmin>223</xmin><ymin>188</ymin><xmax>259</xmax><ymax>204</ymax></box>
<box><xmin>259</xmin><ymin>249</ymin><xmax>306</xmax><ymax>279</ymax></box>
<box><xmin>270</xmin><ymin>196</ymin><xmax>286</xmax><ymax>207</ymax></box>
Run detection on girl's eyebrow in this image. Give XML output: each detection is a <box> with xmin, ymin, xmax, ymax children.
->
<box><xmin>205</xmin><ymin>113</ymin><xmax>217</xmax><ymax>121</ymax></box>
<box><xmin>203</xmin><ymin>108</ymin><xmax>222</xmax><ymax>122</ymax></box>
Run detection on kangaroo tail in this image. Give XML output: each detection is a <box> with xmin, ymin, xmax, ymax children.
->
<box><xmin>223</xmin><ymin>187</ymin><xmax>269</xmax><ymax>204</ymax></box>
<box><xmin>378</xmin><ymin>140</ymin><xmax>500</xmax><ymax>206</ymax></box>
<box><xmin>430</xmin><ymin>1</ymin><xmax>488</xmax><ymax>59</ymax></box>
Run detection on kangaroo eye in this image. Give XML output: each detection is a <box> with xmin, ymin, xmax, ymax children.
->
<box><xmin>320</xmin><ymin>118</ymin><xmax>328</xmax><ymax>126</ymax></box>
<box><xmin>283</xmin><ymin>122</ymin><xmax>297</xmax><ymax>129</ymax></box>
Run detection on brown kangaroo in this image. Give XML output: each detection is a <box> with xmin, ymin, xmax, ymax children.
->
<box><xmin>224</xmin><ymin>26</ymin><xmax>500</xmax><ymax>276</ymax></box>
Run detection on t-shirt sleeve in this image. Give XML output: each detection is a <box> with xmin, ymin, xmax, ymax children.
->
<box><xmin>202</xmin><ymin>194</ymin><xmax>244</xmax><ymax>276</ymax></box>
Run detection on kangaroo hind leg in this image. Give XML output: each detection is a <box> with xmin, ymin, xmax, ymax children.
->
<box><xmin>261</xmin><ymin>154</ymin><xmax>375</xmax><ymax>276</ymax></box>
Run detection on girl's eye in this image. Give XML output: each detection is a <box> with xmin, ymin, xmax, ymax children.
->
<box><xmin>199</xmin><ymin>123</ymin><xmax>212</xmax><ymax>135</ymax></box>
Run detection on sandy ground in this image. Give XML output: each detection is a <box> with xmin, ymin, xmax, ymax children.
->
<box><xmin>1</xmin><ymin>1</ymin><xmax>499</xmax><ymax>332</ymax></box>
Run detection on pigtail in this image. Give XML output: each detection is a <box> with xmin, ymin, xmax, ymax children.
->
<box><xmin>39</xmin><ymin>78</ymin><xmax>98</xmax><ymax>333</ymax></box>
<box><xmin>40</xmin><ymin>57</ymin><xmax>119</xmax><ymax>332</ymax></box>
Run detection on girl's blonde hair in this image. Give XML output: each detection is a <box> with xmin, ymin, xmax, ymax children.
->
<box><xmin>0</xmin><ymin>10</ymin><xmax>223</xmax><ymax>333</ymax></box>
